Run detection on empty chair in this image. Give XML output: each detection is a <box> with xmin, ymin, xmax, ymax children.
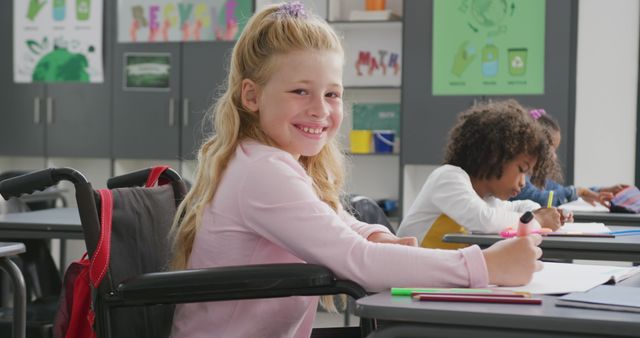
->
<box><xmin>346</xmin><ymin>195</ymin><xmax>395</xmax><ymax>234</ymax></box>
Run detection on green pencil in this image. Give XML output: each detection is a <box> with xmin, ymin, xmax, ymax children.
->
<box><xmin>391</xmin><ymin>288</ymin><xmax>494</xmax><ymax>296</ymax></box>
<box><xmin>391</xmin><ymin>287</ymin><xmax>530</xmax><ymax>297</ymax></box>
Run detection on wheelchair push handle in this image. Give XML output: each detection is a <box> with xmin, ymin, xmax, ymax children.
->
<box><xmin>0</xmin><ymin>167</ymin><xmax>87</xmax><ymax>200</ymax></box>
<box><xmin>107</xmin><ymin>167</ymin><xmax>181</xmax><ymax>189</ymax></box>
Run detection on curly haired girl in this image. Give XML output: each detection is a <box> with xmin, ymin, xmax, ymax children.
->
<box><xmin>511</xmin><ymin>108</ymin><xmax>628</xmax><ymax>207</ymax></box>
<box><xmin>398</xmin><ymin>99</ymin><xmax>563</xmax><ymax>249</ymax></box>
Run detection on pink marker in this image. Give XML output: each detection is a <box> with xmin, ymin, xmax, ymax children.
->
<box><xmin>516</xmin><ymin>211</ymin><xmax>534</xmax><ymax>237</ymax></box>
<box><xmin>500</xmin><ymin>227</ymin><xmax>552</xmax><ymax>238</ymax></box>
<box><xmin>500</xmin><ymin>211</ymin><xmax>552</xmax><ymax>238</ymax></box>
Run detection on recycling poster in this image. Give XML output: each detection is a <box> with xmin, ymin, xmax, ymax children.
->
<box><xmin>14</xmin><ymin>0</ymin><xmax>104</xmax><ymax>83</ymax></box>
<box><xmin>432</xmin><ymin>0</ymin><xmax>545</xmax><ymax>95</ymax></box>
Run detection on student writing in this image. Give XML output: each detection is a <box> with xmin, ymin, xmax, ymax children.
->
<box><xmin>398</xmin><ymin>100</ymin><xmax>562</xmax><ymax>249</ymax></box>
<box><xmin>169</xmin><ymin>4</ymin><xmax>543</xmax><ymax>338</ymax></box>
<box><xmin>510</xmin><ymin>108</ymin><xmax>627</xmax><ymax>207</ymax></box>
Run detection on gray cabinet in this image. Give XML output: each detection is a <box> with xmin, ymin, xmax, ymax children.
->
<box><xmin>0</xmin><ymin>0</ymin><xmax>112</xmax><ymax>158</ymax></box>
<box><xmin>0</xmin><ymin>1</ymin><xmax>44</xmax><ymax>155</ymax></box>
<box><xmin>112</xmin><ymin>43</ymin><xmax>182</xmax><ymax>159</ymax></box>
<box><xmin>112</xmin><ymin>42</ymin><xmax>233</xmax><ymax>160</ymax></box>
<box><xmin>45</xmin><ymin>82</ymin><xmax>112</xmax><ymax>158</ymax></box>
<box><xmin>181</xmin><ymin>42</ymin><xmax>234</xmax><ymax>160</ymax></box>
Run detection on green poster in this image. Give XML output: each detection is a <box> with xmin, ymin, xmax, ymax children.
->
<box><xmin>124</xmin><ymin>53</ymin><xmax>170</xmax><ymax>90</ymax></box>
<box><xmin>352</xmin><ymin>103</ymin><xmax>400</xmax><ymax>135</ymax></box>
<box><xmin>432</xmin><ymin>0</ymin><xmax>545</xmax><ymax>95</ymax></box>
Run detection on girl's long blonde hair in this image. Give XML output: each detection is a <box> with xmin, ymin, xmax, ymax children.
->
<box><xmin>170</xmin><ymin>3</ymin><xmax>346</xmax><ymax>270</ymax></box>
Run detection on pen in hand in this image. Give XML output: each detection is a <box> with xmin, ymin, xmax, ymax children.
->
<box><xmin>547</xmin><ymin>191</ymin><xmax>554</xmax><ymax>208</ymax></box>
<box><xmin>517</xmin><ymin>211</ymin><xmax>534</xmax><ymax>237</ymax></box>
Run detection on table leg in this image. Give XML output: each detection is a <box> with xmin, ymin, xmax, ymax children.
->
<box><xmin>0</xmin><ymin>257</ymin><xmax>26</xmax><ymax>338</ymax></box>
<box><xmin>60</xmin><ymin>239</ymin><xmax>67</xmax><ymax>277</ymax></box>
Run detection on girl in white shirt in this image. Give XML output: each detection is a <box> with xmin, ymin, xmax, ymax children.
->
<box><xmin>399</xmin><ymin>100</ymin><xmax>563</xmax><ymax>249</ymax></box>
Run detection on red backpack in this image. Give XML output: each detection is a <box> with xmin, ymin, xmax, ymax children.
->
<box><xmin>53</xmin><ymin>188</ymin><xmax>112</xmax><ymax>338</ymax></box>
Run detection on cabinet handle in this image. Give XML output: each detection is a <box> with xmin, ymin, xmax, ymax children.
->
<box><xmin>46</xmin><ymin>97</ymin><xmax>53</xmax><ymax>125</ymax></box>
<box><xmin>182</xmin><ymin>98</ymin><xmax>190</xmax><ymax>127</ymax></box>
<box><xmin>169</xmin><ymin>98</ymin><xmax>175</xmax><ymax>126</ymax></box>
<box><xmin>33</xmin><ymin>97</ymin><xmax>41</xmax><ymax>124</ymax></box>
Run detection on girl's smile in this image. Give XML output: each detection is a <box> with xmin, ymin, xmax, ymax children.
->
<box><xmin>294</xmin><ymin>124</ymin><xmax>329</xmax><ymax>139</ymax></box>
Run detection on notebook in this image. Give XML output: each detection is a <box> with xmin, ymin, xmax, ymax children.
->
<box><xmin>556</xmin><ymin>285</ymin><xmax>640</xmax><ymax>313</ymax></box>
<box><xmin>559</xmin><ymin>198</ymin><xmax>609</xmax><ymax>212</ymax></box>
<box><xmin>556</xmin><ymin>222</ymin><xmax>610</xmax><ymax>233</ymax></box>
<box><xmin>493</xmin><ymin>262</ymin><xmax>640</xmax><ymax>294</ymax></box>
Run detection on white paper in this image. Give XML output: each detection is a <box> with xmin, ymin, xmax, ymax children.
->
<box><xmin>559</xmin><ymin>198</ymin><xmax>610</xmax><ymax>212</ymax></box>
<box><xmin>493</xmin><ymin>262</ymin><xmax>640</xmax><ymax>295</ymax></box>
<box><xmin>557</xmin><ymin>222</ymin><xmax>611</xmax><ymax>233</ymax></box>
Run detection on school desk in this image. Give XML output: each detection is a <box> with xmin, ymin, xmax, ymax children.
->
<box><xmin>572</xmin><ymin>211</ymin><xmax>640</xmax><ymax>226</ymax></box>
<box><xmin>0</xmin><ymin>242</ymin><xmax>27</xmax><ymax>338</ymax></box>
<box><xmin>0</xmin><ymin>208</ymin><xmax>81</xmax><ymax>240</ymax></box>
<box><xmin>355</xmin><ymin>273</ymin><xmax>640</xmax><ymax>338</ymax></box>
<box><xmin>442</xmin><ymin>225</ymin><xmax>640</xmax><ymax>262</ymax></box>
<box><xmin>0</xmin><ymin>207</ymin><xmax>81</xmax><ymax>271</ymax></box>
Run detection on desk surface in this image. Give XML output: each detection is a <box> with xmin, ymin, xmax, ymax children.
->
<box><xmin>0</xmin><ymin>242</ymin><xmax>26</xmax><ymax>257</ymax></box>
<box><xmin>443</xmin><ymin>225</ymin><xmax>640</xmax><ymax>262</ymax></box>
<box><xmin>573</xmin><ymin>211</ymin><xmax>640</xmax><ymax>226</ymax></box>
<box><xmin>356</xmin><ymin>274</ymin><xmax>640</xmax><ymax>337</ymax></box>
<box><xmin>0</xmin><ymin>208</ymin><xmax>82</xmax><ymax>239</ymax></box>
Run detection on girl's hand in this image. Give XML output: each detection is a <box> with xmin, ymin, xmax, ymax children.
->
<box><xmin>482</xmin><ymin>234</ymin><xmax>543</xmax><ymax>286</ymax></box>
<box><xmin>532</xmin><ymin>208</ymin><xmax>562</xmax><ymax>231</ymax></box>
<box><xmin>578</xmin><ymin>187</ymin><xmax>613</xmax><ymax>207</ymax></box>
<box><xmin>367</xmin><ymin>232</ymin><xmax>418</xmax><ymax>247</ymax></box>
<box><xmin>558</xmin><ymin>208</ymin><xmax>573</xmax><ymax>224</ymax></box>
<box><xmin>599</xmin><ymin>184</ymin><xmax>629</xmax><ymax>194</ymax></box>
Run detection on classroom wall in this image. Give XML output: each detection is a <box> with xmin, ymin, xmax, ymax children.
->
<box><xmin>574</xmin><ymin>0</ymin><xmax>638</xmax><ymax>187</ymax></box>
<box><xmin>403</xmin><ymin>0</ymin><xmax>640</xmax><ymax>215</ymax></box>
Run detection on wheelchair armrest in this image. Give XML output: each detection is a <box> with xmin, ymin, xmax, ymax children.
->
<box><xmin>107</xmin><ymin>263</ymin><xmax>365</xmax><ymax>307</ymax></box>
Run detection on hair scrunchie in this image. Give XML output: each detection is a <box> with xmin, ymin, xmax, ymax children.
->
<box><xmin>276</xmin><ymin>1</ymin><xmax>308</xmax><ymax>19</ymax></box>
<box><xmin>529</xmin><ymin>109</ymin><xmax>546</xmax><ymax>120</ymax></box>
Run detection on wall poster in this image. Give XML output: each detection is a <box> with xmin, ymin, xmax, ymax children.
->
<box><xmin>432</xmin><ymin>0</ymin><xmax>545</xmax><ymax>95</ymax></box>
<box><xmin>124</xmin><ymin>53</ymin><xmax>171</xmax><ymax>90</ymax></box>
<box><xmin>13</xmin><ymin>0</ymin><xmax>104</xmax><ymax>83</ymax></box>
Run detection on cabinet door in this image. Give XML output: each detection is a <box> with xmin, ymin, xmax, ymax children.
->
<box><xmin>180</xmin><ymin>42</ymin><xmax>234</xmax><ymax>160</ymax></box>
<box><xmin>112</xmin><ymin>43</ymin><xmax>182</xmax><ymax>159</ymax></box>
<box><xmin>46</xmin><ymin>83</ymin><xmax>111</xmax><ymax>157</ymax></box>
<box><xmin>0</xmin><ymin>0</ymin><xmax>46</xmax><ymax>156</ymax></box>
<box><xmin>45</xmin><ymin>1</ymin><xmax>113</xmax><ymax>158</ymax></box>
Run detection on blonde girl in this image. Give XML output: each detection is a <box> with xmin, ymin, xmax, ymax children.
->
<box><xmin>170</xmin><ymin>3</ymin><xmax>543</xmax><ymax>338</ymax></box>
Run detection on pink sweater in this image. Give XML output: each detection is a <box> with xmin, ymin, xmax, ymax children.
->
<box><xmin>170</xmin><ymin>141</ymin><xmax>488</xmax><ymax>338</ymax></box>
